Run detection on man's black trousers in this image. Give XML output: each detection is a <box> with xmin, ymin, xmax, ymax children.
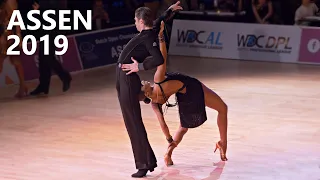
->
<box><xmin>37</xmin><ymin>33</ymin><xmax>70</xmax><ymax>92</ymax></box>
<box><xmin>116</xmin><ymin>66</ymin><xmax>157</xmax><ymax>170</ymax></box>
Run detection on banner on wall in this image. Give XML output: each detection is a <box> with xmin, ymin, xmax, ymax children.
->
<box><xmin>298</xmin><ymin>28</ymin><xmax>320</xmax><ymax>64</ymax></box>
<box><xmin>74</xmin><ymin>25</ymin><xmax>138</xmax><ymax>69</ymax></box>
<box><xmin>169</xmin><ymin>20</ymin><xmax>301</xmax><ymax>63</ymax></box>
<box><xmin>168</xmin><ymin>20</ymin><xmax>232</xmax><ymax>59</ymax></box>
<box><xmin>20</xmin><ymin>37</ymin><xmax>83</xmax><ymax>81</ymax></box>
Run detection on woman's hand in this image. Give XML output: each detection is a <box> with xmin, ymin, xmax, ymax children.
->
<box><xmin>169</xmin><ymin>1</ymin><xmax>183</xmax><ymax>12</ymax></box>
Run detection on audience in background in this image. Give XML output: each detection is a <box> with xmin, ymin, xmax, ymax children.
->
<box><xmin>294</xmin><ymin>0</ymin><xmax>319</xmax><ymax>25</ymax></box>
<box><xmin>92</xmin><ymin>0</ymin><xmax>110</xmax><ymax>30</ymax></box>
<box><xmin>252</xmin><ymin>0</ymin><xmax>273</xmax><ymax>24</ymax></box>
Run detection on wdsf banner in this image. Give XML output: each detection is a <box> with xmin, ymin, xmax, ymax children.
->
<box><xmin>75</xmin><ymin>25</ymin><xmax>138</xmax><ymax>69</ymax></box>
<box><xmin>169</xmin><ymin>20</ymin><xmax>301</xmax><ymax>63</ymax></box>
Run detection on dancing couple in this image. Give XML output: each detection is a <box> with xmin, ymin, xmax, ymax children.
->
<box><xmin>117</xmin><ymin>1</ymin><xmax>228</xmax><ymax>178</ymax></box>
<box><xmin>0</xmin><ymin>0</ymin><xmax>71</xmax><ymax>98</ymax></box>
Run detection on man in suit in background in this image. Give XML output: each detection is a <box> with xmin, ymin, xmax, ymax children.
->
<box><xmin>29</xmin><ymin>0</ymin><xmax>72</xmax><ymax>96</ymax></box>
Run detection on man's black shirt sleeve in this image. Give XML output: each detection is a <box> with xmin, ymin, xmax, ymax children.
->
<box><xmin>138</xmin><ymin>36</ymin><xmax>164</xmax><ymax>71</ymax></box>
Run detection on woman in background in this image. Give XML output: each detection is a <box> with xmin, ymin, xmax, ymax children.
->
<box><xmin>252</xmin><ymin>0</ymin><xmax>273</xmax><ymax>24</ymax></box>
<box><xmin>0</xmin><ymin>0</ymin><xmax>28</xmax><ymax>98</ymax></box>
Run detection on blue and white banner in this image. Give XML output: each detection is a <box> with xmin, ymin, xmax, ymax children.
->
<box><xmin>169</xmin><ymin>20</ymin><xmax>302</xmax><ymax>63</ymax></box>
<box><xmin>169</xmin><ymin>20</ymin><xmax>231</xmax><ymax>59</ymax></box>
<box><xmin>74</xmin><ymin>25</ymin><xmax>138</xmax><ymax>69</ymax></box>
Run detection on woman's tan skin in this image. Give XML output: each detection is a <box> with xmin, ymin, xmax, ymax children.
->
<box><xmin>141</xmin><ymin>21</ymin><xmax>228</xmax><ymax>166</ymax></box>
<box><xmin>0</xmin><ymin>0</ymin><xmax>28</xmax><ymax>98</ymax></box>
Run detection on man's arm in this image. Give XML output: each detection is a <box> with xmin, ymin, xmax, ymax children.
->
<box><xmin>137</xmin><ymin>2</ymin><xmax>180</xmax><ymax>71</ymax></box>
<box><xmin>121</xmin><ymin>1</ymin><xmax>182</xmax><ymax>74</ymax></box>
<box><xmin>137</xmin><ymin>36</ymin><xmax>164</xmax><ymax>71</ymax></box>
<box><xmin>153</xmin><ymin>1</ymin><xmax>183</xmax><ymax>36</ymax></box>
<box><xmin>153</xmin><ymin>8</ymin><xmax>174</xmax><ymax>35</ymax></box>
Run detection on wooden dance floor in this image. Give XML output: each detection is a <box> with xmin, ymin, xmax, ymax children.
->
<box><xmin>0</xmin><ymin>56</ymin><xmax>319</xmax><ymax>180</ymax></box>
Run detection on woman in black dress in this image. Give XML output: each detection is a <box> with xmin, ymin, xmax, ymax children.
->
<box><xmin>141</xmin><ymin>21</ymin><xmax>228</xmax><ymax>166</ymax></box>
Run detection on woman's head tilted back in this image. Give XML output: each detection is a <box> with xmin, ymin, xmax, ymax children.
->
<box><xmin>141</xmin><ymin>80</ymin><xmax>154</xmax><ymax>99</ymax></box>
<box><xmin>134</xmin><ymin>7</ymin><xmax>153</xmax><ymax>32</ymax></box>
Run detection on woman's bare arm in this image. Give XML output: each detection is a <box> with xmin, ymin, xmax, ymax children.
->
<box><xmin>262</xmin><ymin>1</ymin><xmax>273</xmax><ymax>23</ymax></box>
<box><xmin>153</xmin><ymin>21</ymin><xmax>167</xmax><ymax>83</ymax></box>
<box><xmin>151</xmin><ymin>102</ymin><xmax>172</xmax><ymax>141</ymax></box>
<box><xmin>252</xmin><ymin>1</ymin><xmax>263</xmax><ymax>23</ymax></box>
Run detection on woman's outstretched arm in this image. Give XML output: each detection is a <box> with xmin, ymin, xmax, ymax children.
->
<box><xmin>153</xmin><ymin>21</ymin><xmax>167</xmax><ymax>83</ymax></box>
<box><xmin>151</xmin><ymin>102</ymin><xmax>173</xmax><ymax>142</ymax></box>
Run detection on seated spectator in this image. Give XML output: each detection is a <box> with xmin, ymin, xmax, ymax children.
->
<box><xmin>294</xmin><ymin>0</ymin><xmax>319</xmax><ymax>25</ymax></box>
<box><xmin>93</xmin><ymin>0</ymin><xmax>110</xmax><ymax>30</ymax></box>
<box><xmin>252</xmin><ymin>0</ymin><xmax>273</xmax><ymax>24</ymax></box>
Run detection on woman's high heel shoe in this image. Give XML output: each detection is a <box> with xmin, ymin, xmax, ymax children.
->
<box><xmin>164</xmin><ymin>153</ymin><xmax>173</xmax><ymax>166</ymax></box>
<box><xmin>14</xmin><ymin>86</ymin><xmax>28</xmax><ymax>98</ymax></box>
<box><xmin>214</xmin><ymin>141</ymin><xmax>228</xmax><ymax>161</ymax></box>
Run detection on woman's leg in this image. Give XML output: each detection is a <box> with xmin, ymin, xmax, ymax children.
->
<box><xmin>201</xmin><ymin>83</ymin><xmax>228</xmax><ymax>160</ymax></box>
<box><xmin>10</xmin><ymin>55</ymin><xmax>28</xmax><ymax>98</ymax></box>
<box><xmin>164</xmin><ymin>125</ymin><xmax>188</xmax><ymax>166</ymax></box>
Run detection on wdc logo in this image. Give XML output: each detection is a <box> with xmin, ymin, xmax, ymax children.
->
<box><xmin>186</xmin><ymin>30</ymin><xmax>199</xmax><ymax>43</ymax></box>
<box><xmin>307</xmin><ymin>39</ymin><xmax>320</xmax><ymax>54</ymax></box>
<box><xmin>177</xmin><ymin>30</ymin><xmax>222</xmax><ymax>45</ymax></box>
<box><xmin>247</xmin><ymin>36</ymin><xmax>256</xmax><ymax>47</ymax></box>
<box><xmin>176</xmin><ymin>29</ymin><xmax>223</xmax><ymax>50</ymax></box>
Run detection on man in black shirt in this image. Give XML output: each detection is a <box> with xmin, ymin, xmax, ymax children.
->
<box><xmin>116</xmin><ymin>2</ymin><xmax>181</xmax><ymax>178</ymax></box>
